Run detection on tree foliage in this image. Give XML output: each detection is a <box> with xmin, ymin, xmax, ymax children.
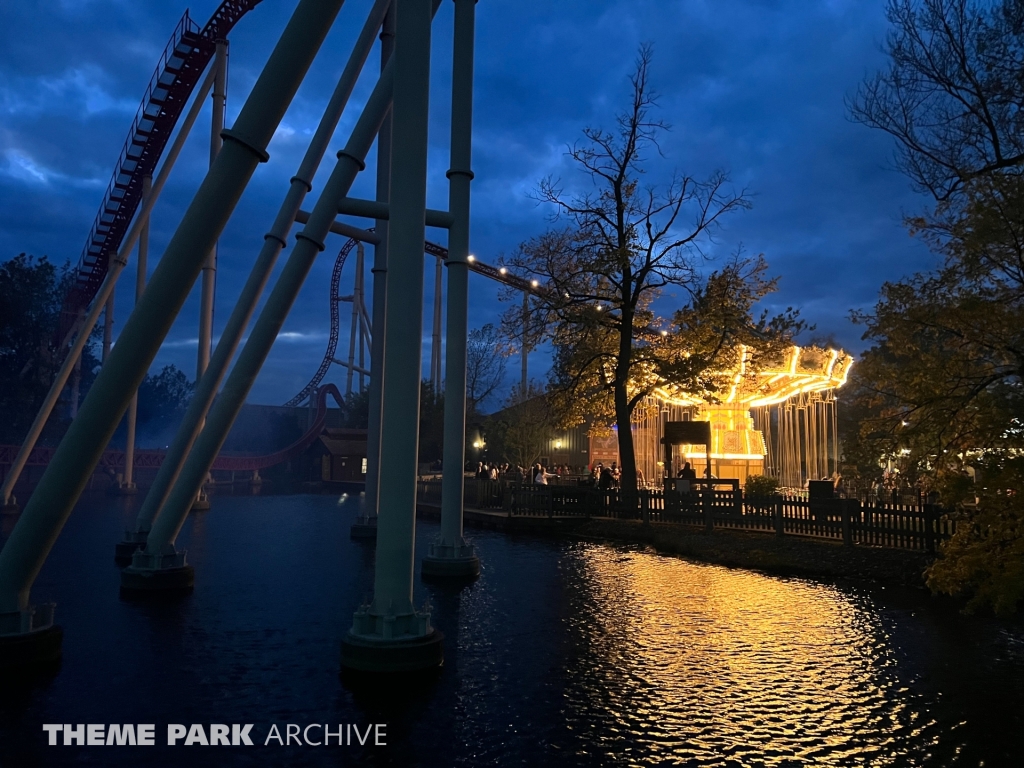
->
<box><xmin>926</xmin><ymin>455</ymin><xmax>1024</xmax><ymax>614</ymax></box>
<box><xmin>849</xmin><ymin>0</ymin><xmax>1024</xmax><ymax>203</ymax></box>
<box><xmin>851</xmin><ymin>0</ymin><xmax>1024</xmax><ymax>611</ymax></box>
<box><xmin>0</xmin><ymin>254</ymin><xmax>99</xmax><ymax>443</ymax></box>
<box><xmin>417</xmin><ymin>380</ymin><xmax>445</xmax><ymax>464</ymax></box>
<box><xmin>502</xmin><ymin>46</ymin><xmax>802</xmax><ymax>502</ymax></box>
<box><xmin>487</xmin><ymin>383</ymin><xmax>557</xmax><ymax>470</ymax></box>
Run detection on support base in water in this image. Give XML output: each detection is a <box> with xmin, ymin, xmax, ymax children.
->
<box><xmin>114</xmin><ymin>541</ymin><xmax>143</xmax><ymax>566</ymax></box>
<box><xmin>120</xmin><ymin>551</ymin><xmax>194</xmax><ymax>594</ymax></box>
<box><xmin>421</xmin><ymin>540</ymin><xmax>479</xmax><ymax>580</ymax></box>
<box><xmin>0</xmin><ymin>625</ymin><xmax>62</xmax><ymax>677</ymax></box>
<box><xmin>422</xmin><ymin>552</ymin><xmax>479</xmax><ymax>580</ymax></box>
<box><xmin>114</xmin><ymin>531</ymin><xmax>148</xmax><ymax>566</ymax></box>
<box><xmin>1</xmin><ymin>500</ymin><xmax>19</xmax><ymax>515</ymax></box>
<box><xmin>340</xmin><ymin>628</ymin><xmax>444</xmax><ymax>673</ymax></box>
<box><xmin>350</xmin><ymin>516</ymin><xmax>377</xmax><ymax>539</ymax></box>
<box><xmin>108</xmin><ymin>483</ymin><xmax>138</xmax><ymax>496</ymax></box>
<box><xmin>191</xmin><ymin>497</ymin><xmax>211</xmax><ymax>512</ymax></box>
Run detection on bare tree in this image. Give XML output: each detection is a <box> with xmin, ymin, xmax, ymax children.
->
<box><xmin>465</xmin><ymin>323</ymin><xmax>509</xmax><ymax>416</ymax></box>
<box><xmin>501</xmin><ymin>45</ymin><xmax>798</xmax><ymax>504</ymax></box>
<box><xmin>849</xmin><ymin>0</ymin><xmax>1024</xmax><ymax>204</ymax></box>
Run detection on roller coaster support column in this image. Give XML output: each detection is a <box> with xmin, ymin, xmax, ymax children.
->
<box><xmin>345</xmin><ymin>244</ymin><xmax>363</xmax><ymax>395</ymax></box>
<box><xmin>198</xmin><ymin>40</ymin><xmax>228</xmax><ymax>382</ymax></box>
<box><xmin>351</xmin><ymin>3</ymin><xmax>395</xmax><ymax>540</ymax></box>
<box><xmin>0</xmin><ymin>60</ymin><xmax>217</xmax><ymax>516</ymax></box>
<box><xmin>102</xmin><ymin>295</ymin><xmax>114</xmax><ymax>362</ymax></box>
<box><xmin>341</xmin><ymin>0</ymin><xmax>442</xmax><ymax>673</ymax></box>
<box><xmin>124</xmin><ymin>28</ymin><xmax>421</xmax><ymax>594</ymax></box>
<box><xmin>430</xmin><ymin>256</ymin><xmax>442</xmax><ymax>390</ymax></box>
<box><xmin>0</xmin><ymin>0</ymin><xmax>345</xmax><ymax>670</ymax></box>
<box><xmin>422</xmin><ymin>0</ymin><xmax>478</xmax><ymax>580</ymax></box>
<box><xmin>116</xmin><ymin>174</ymin><xmax>153</xmax><ymax>496</ymax></box>
<box><xmin>116</xmin><ymin>0</ymin><xmax>394</xmax><ymax>563</ymax></box>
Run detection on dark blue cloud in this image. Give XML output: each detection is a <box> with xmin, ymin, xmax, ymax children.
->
<box><xmin>0</xmin><ymin>0</ymin><xmax>936</xmax><ymax>406</ymax></box>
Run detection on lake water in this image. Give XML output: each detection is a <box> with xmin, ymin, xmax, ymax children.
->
<box><xmin>0</xmin><ymin>491</ymin><xmax>1022</xmax><ymax>767</ymax></box>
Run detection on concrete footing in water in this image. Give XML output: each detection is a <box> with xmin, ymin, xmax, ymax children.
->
<box><xmin>421</xmin><ymin>541</ymin><xmax>479</xmax><ymax>580</ymax></box>
<box><xmin>340</xmin><ymin>628</ymin><xmax>443</xmax><ymax>673</ymax></box>
<box><xmin>120</xmin><ymin>550</ymin><xmax>195</xmax><ymax>594</ymax></box>
<box><xmin>0</xmin><ymin>624</ymin><xmax>62</xmax><ymax>677</ymax></box>
<box><xmin>350</xmin><ymin>515</ymin><xmax>378</xmax><ymax>539</ymax></box>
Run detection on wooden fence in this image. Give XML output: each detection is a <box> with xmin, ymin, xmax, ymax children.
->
<box><xmin>415</xmin><ymin>478</ymin><xmax>959</xmax><ymax>554</ymax></box>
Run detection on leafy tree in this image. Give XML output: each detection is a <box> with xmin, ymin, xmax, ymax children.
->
<box><xmin>113</xmin><ymin>365</ymin><xmax>195</xmax><ymax>448</ymax></box>
<box><xmin>487</xmin><ymin>383</ymin><xmax>556</xmax><ymax>470</ymax></box>
<box><xmin>465</xmin><ymin>323</ymin><xmax>509</xmax><ymax>416</ymax></box>
<box><xmin>850</xmin><ymin>0</ymin><xmax>1024</xmax><ymax>611</ymax></box>
<box><xmin>0</xmin><ymin>254</ymin><xmax>100</xmax><ymax>444</ymax></box>
<box><xmin>502</xmin><ymin>47</ymin><xmax>802</xmax><ymax>504</ymax></box>
<box><xmin>418</xmin><ymin>380</ymin><xmax>445</xmax><ymax>464</ymax></box>
<box><xmin>926</xmin><ymin>455</ymin><xmax>1024</xmax><ymax>614</ymax></box>
<box><xmin>341</xmin><ymin>389</ymin><xmax>370</xmax><ymax>429</ymax></box>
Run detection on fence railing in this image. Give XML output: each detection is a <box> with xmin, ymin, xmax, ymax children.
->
<box><xmin>415</xmin><ymin>479</ymin><xmax>958</xmax><ymax>553</ymax></box>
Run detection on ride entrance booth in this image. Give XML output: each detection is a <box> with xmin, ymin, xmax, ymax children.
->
<box><xmin>661</xmin><ymin>420</ymin><xmax>741</xmax><ymax>518</ymax></box>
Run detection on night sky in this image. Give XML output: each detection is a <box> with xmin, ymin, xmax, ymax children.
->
<box><xmin>0</xmin><ymin>0</ymin><xmax>936</xmax><ymax>408</ymax></box>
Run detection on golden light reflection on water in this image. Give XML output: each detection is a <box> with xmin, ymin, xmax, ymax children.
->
<box><xmin>560</xmin><ymin>544</ymin><xmax>941</xmax><ymax>765</ymax></box>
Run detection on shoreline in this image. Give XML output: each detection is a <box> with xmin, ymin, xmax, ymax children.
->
<box><xmin>416</xmin><ymin>503</ymin><xmax>935</xmax><ymax>590</ymax></box>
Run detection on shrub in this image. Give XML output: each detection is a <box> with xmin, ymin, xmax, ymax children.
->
<box><xmin>745</xmin><ymin>474</ymin><xmax>779</xmax><ymax>498</ymax></box>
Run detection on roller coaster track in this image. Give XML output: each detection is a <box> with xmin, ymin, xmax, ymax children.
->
<box><xmin>0</xmin><ymin>383</ymin><xmax>344</xmax><ymax>475</ymax></box>
<box><xmin>284</xmin><ymin>238</ymin><xmax>546</xmax><ymax>406</ymax></box>
<box><xmin>284</xmin><ymin>238</ymin><xmax>359</xmax><ymax>407</ymax></box>
<box><xmin>58</xmin><ymin>0</ymin><xmax>263</xmax><ymax>343</ymax></box>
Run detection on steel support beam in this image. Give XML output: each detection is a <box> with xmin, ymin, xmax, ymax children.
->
<box><xmin>430</xmin><ymin>255</ymin><xmax>443</xmax><ymax>391</ymax></box>
<box><xmin>120</xmin><ymin>174</ymin><xmax>153</xmax><ymax>494</ymax></box>
<box><xmin>422</xmin><ymin>0</ymin><xmax>479</xmax><ymax>580</ymax></box>
<box><xmin>102</xmin><ymin>294</ymin><xmax>114</xmax><ymax>362</ymax></box>
<box><xmin>353</xmin><ymin>3</ymin><xmax>396</xmax><ymax>540</ymax></box>
<box><xmin>296</xmin><ymin>209</ymin><xmax>381</xmax><ymax>244</ymax></box>
<box><xmin>345</xmin><ymin>244</ymin><xmax>364</xmax><ymax>394</ymax></box>
<box><xmin>117</xmin><ymin>0</ymin><xmax>392</xmax><ymax>562</ymax></box>
<box><xmin>128</xmin><ymin>45</ymin><xmax>404</xmax><ymax>584</ymax></box>
<box><xmin>336</xmin><ymin>196</ymin><xmax>454</xmax><ymax>228</ymax></box>
<box><xmin>198</xmin><ymin>40</ymin><xmax>229</xmax><ymax>381</ymax></box>
<box><xmin>0</xmin><ymin>0</ymin><xmax>347</xmax><ymax>632</ymax></box>
<box><xmin>342</xmin><ymin>0</ymin><xmax>443</xmax><ymax>672</ymax></box>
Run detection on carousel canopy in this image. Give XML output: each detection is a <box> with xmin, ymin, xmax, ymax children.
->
<box><xmin>652</xmin><ymin>345</ymin><xmax>852</xmax><ymax>409</ymax></box>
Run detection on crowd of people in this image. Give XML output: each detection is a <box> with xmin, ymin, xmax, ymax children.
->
<box><xmin>470</xmin><ymin>462</ymin><xmax>590</xmax><ymax>485</ymax></box>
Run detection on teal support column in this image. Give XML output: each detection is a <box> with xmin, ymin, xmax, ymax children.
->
<box><xmin>116</xmin><ymin>0</ymin><xmax>393</xmax><ymax>564</ymax></box>
<box><xmin>341</xmin><ymin>0</ymin><xmax>443</xmax><ymax>673</ymax></box>
<box><xmin>119</xmin><ymin>174</ymin><xmax>154</xmax><ymax>496</ymax></box>
<box><xmin>121</xmin><ymin>58</ymin><xmax>401</xmax><ymax>592</ymax></box>
<box><xmin>422</xmin><ymin>0</ymin><xmax>478</xmax><ymax>580</ymax></box>
<box><xmin>0</xmin><ymin>0</ymin><xmax>346</xmax><ymax>662</ymax></box>
<box><xmin>351</xmin><ymin>3</ymin><xmax>395</xmax><ymax>541</ymax></box>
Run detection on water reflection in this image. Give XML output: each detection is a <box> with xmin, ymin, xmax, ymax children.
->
<box><xmin>0</xmin><ymin>491</ymin><xmax>1019</xmax><ymax>767</ymax></box>
<box><xmin>556</xmin><ymin>546</ymin><xmax>942</xmax><ymax>765</ymax></box>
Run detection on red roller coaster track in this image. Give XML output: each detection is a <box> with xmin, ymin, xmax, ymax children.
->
<box><xmin>58</xmin><ymin>0</ymin><xmax>263</xmax><ymax>343</ymax></box>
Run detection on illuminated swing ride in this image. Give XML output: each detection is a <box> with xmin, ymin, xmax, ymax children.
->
<box><xmin>629</xmin><ymin>345</ymin><xmax>853</xmax><ymax>488</ymax></box>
